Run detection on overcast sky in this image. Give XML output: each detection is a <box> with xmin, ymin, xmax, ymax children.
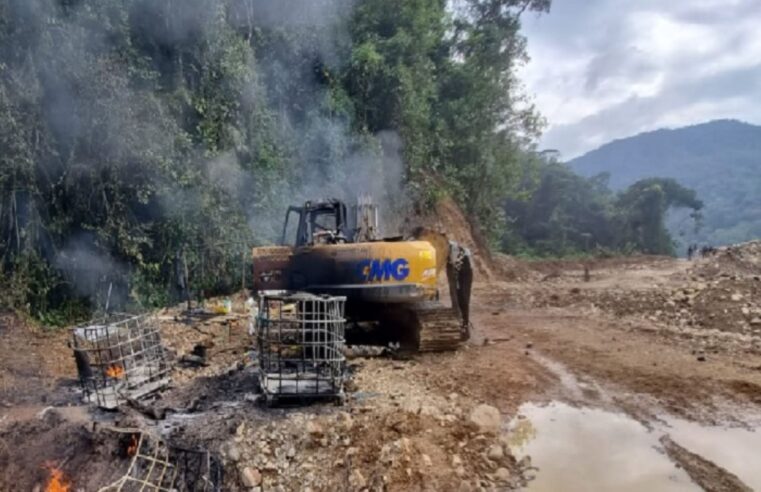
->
<box><xmin>518</xmin><ymin>0</ymin><xmax>761</xmax><ymax>159</ymax></box>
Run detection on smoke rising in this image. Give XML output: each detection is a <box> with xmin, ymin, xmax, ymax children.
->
<box><xmin>1</xmin><ymin>0</ymin><xmax>412</xmax><ymax>312</ymax></box>
<box><xmin>54</xmin><ymin>235</ymin><xmax>128</xmax><ymax>311</ymax></box>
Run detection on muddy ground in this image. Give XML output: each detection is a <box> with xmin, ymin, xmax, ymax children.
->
<box><xmin>1</xmin><ymin>242</ymin><xmax>761</xmax><ymax>491</ymax></box>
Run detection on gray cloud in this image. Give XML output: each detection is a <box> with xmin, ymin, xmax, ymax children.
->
<box><xmin>543</xmin><ymin>63</ymin><xmax>761</xmax><ymax>156</ymax></box>
<box><xmin>520</xmin><ymin>0</ymin><xmax>761</xmax><ymax>158</ymax></box>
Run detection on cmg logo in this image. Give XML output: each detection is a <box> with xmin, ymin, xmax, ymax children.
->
<box><xmin>356</xmin><ymin>258</ymin><xmax>410</xmax><ymax>281</ymax></box>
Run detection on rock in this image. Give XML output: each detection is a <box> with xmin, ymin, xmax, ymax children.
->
<box><xmin>420</xmin><ymin>404</ymin><xmax>442</xmax><ymax>418</ymax></box>
<box><xmin>518</xmin><ymin>456</ymin><xmax>532</xmax><ymax>468</ymax></box>
<box><xmin>750</xmin><ymin>318</ymin><xmax>761</xmax><ymax>326</ymax></box>
<box><xmin>380</xmin><ymin>443</ymin><xmax>394</xmax><ymax>465</ymax></box>
<box><xmin>349</xmin><ymin>470</ymin><xmax>367</xmax><ymax>489</ymax></box>
<box><xmin>495</xmin><ymin>467</ymin><xmax>511</xmax><ymax>482</ymax></box>
<box><xmin>731</xmin><ymin>293</ymin><xmax>743</xmax><ymax>302</ymax></box>
<box><xmin>240</xmin><ymin>467</ymin><xmax>262</xmax><ymax>487</ymax></box>
<box><xmin>452</xmin><ymin>455</ymin><xmax>463</xmax><ymax>467</ymax></box>
<box><xmin>236</xmin><ymin>422</ymin><xmax>246</xmax><ymax>436</ymax></box>
<box><xmin>336</xmin><ymin>411</ymin><xmax>353</xmax><ymax>430</ymax></box>
<box><xmin>455</xmin><ymin>466</ymin><xmax>466</xmax><ymax>477</ymax></box>
<box><xmin>219</xmin><ymin>442</ymin><xmax>240</xmax><ymax>462</ymax></box>
<box><xmin>306</xmin><ymin>421</ymin><xmax>323</xmax><ymax>437</ymax></box>
<box><xmin>469</xmin><ymin>404</ymin><xmax>501</xmax><ymax>434</ymax></box>
<box><xmin>421</xmin><ymin>454</ymin><xmax>432</xmax><ymax>467</ymax></box>
<box><xmin>487</xmin><ymin>444</ymin><xmax>504</xmax><ymax>461</ymax></box>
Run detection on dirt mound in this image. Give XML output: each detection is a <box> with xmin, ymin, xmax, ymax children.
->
<box><xmin>226</xmin><ymin>403</ymin><xmax>521</xmax><ymax>491</ymax></box>
<box><xmin>692</xmin><ymin>241</ymin><xmax>761</xmax><ymax>278</ymax></box>
<box><xmin>405</xmin><ymin>196</ymin><xmax>494</xmax><ymax>280</ymax></box>
<box><xmin>524</xmin><ymin>246</ymin><xmax>761</xmax><ymax>346</ymax></box>
<box><xmin>541</xmin><ymin>277</ymin><xmax>761</xmax><ymax>339</ymax></box>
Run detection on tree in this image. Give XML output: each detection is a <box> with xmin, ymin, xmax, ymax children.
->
<box><xmin>615</xmin><ymin>178</ymin><xmax>703</xmax><ymax>255</ymax></box>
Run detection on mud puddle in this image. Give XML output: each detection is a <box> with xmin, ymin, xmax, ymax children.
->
<box><xmin>665</xmin><ymin>417</ymin><xmax>761</xmax><ymax>490</ymax></box>
<box><xmin>508</xmin><ymin>402</ymin><xmax>697</xmax><ymax>491</ymax></box>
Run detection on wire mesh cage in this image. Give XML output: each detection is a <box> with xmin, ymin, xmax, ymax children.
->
<box><xmin>256</xmin><ymin>292</ymin><xmax>346</xmax><ymax>404</ymax></box>
<box><xmin>71</xmin><ymin>314</ymin><xmax>171</xmax><ymax>409</ymax></box>
<box><xmin>98</xmin><ymin>430</ymin><xmax>223</xmax><ymax>492</ymax></box>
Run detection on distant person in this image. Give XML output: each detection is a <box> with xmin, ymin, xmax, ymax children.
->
<box><xmin>687</xmin><ymin>244</ymin><xmax>694</xmax><ymax>260</ymax></box>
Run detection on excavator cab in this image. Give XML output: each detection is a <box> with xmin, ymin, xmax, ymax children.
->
<box><xmin>281</xmin><ymin>199</ymin><xmax>349</xmax><ymax>246</ymax></box>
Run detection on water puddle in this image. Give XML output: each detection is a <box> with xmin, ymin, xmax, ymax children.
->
<box><xmin>509</xmin><ymin>401</ymin><xmax>761</xmax><ymax>491</ymax></box>
<box><xmin>508</xmin><ymin>402</ymin><xmax>697</xmax><ymax>491</ymax></box>
<box><xmin>665</xmin><ymin>417</ymin><xmax>761</xmax><ymax>490</ymax></box>
<box><xmin>531</xmin><ymin>354</ymin><xmax>613</xmax><ymax>404</ymax></box>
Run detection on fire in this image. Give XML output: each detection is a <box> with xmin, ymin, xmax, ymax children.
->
<box><xmin>105</xmin><ymin>363</ymin><xmax>124</xmax><ymax>378</ymax></box>
<box><xmin>127</xmin><ymin>434</ymin><xmax>139</xmax><ymax>456</ymax></box>
<box><xmin>43</xmin><ymin>464</ymin><xmax>71</xmax><ymax>492</ymax></box>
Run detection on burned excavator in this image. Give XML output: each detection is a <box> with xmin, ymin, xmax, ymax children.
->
<box><xmin>251</xmin><ymin>198</ymin><xmax>473</xmax><ymax>352</ymax></box>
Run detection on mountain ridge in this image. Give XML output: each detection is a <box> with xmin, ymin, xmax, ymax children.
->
<box><xmin>568</xmin><ymin>119</ymin><xmax>761</xmax><ymax>247</ymax></box>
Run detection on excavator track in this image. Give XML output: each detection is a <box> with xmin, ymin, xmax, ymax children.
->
<box><xmin>411</xmin><ymin>301</ymin><xmax>465</xmax><ymax>352</ymax></box>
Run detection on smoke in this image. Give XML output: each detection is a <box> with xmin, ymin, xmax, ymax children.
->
<box><xmin>54</xmin><ymin>235</ymin><xmax>128</xmax><ymax>310</ymax></box>
<box><xmin>2</xmin><ymin>0</ymin><xmax>413</xmax><ymax>311</ymax></box>
<box><xmin>228</xmin><ymin>0</ymin><xmax>411</xmax><ymax>239</ymax></box>
<box><xmin>288</xmin><ymin>125</ymin><xmax>409</xmax><ymax>235</ymax></box>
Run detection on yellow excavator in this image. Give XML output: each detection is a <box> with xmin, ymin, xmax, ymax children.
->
<box><xmin>251</xmin><ymin>198</ymin><xmax>473</xmax><ymax>352</ymax></box>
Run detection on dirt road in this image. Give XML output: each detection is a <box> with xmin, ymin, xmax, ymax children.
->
<box><xmin>2</xmin><ymin>247</ymin><xmax>761</xmax><ymax>490</ymax></box>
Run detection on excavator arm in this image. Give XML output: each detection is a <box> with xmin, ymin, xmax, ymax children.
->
<box><xmin>446</xmin><ymin>241</ymin><xmax>473</xmax><ymax>341</ymax></box>
<box><xmin>411</xmin><ymin>227</ymin><xmax>473</xmax><ymax>341</ymax></box>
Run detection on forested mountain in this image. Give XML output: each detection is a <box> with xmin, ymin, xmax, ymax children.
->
<box><xmin>568</xmin><ymin>120</ymin><xmax>761</xmax><ymax>248</ymax></box>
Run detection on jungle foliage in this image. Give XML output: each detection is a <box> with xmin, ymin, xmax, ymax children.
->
<box><xmin>0</xmin><ymin>0</ymin><xmax>698</xmax><ymax>322</ymax></box>
<box><xmin>502</xmin><ymin>156</ymin><xmax>703</xmax><ymax>257</ymax></box>
<box><xmin>0</xmin><ymin>0</ymin><xmax>550</xmax><ymax>321</ymax></box>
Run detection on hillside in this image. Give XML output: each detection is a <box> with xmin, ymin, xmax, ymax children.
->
<box><xmin>568</xmin><ymin>120</ymin><xmax>761</xmax><ymax>248</ymax></box>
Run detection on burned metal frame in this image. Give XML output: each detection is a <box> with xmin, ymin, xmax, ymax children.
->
<box><xmin>98</xmin><ymin>429</ymin><xmax>223</xmax><ymax>492</ymax></box>
<box><xmin>71</xmin><ymin>314</ymin><xmax>171</xmax><ymax>409</ymax></box>
<box><xmin>256</xmin><ymin>292</ymin><xmax>346</xmax><ymax>404</ymax></box>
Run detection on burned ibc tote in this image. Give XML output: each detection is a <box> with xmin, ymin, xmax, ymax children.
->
<box><xmin>98</xmin><ymin>429</ymin><xmax>223</xmax><ymax>491</ymax></box>
<box><xmin>71</xmin><ymin>314</ymin><xmax>171</xmax><ymax>409</ymax></box>
<box><xmin>256</xmin><ymin>293</ymin><xmax>346</xmax><ymax>404</ymax></box>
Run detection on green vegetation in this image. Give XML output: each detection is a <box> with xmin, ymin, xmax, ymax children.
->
<box><xmin>0</xmin><ymin>0</ymin><xmax>550</xmax><ymax>321</ymax></box>
<box><xmin>501</xmin><ymin>157</ymin><xmax>703</xmax><ymax>257</ymax></box>
<box><xmin>0</xmin><ymin>0</ymin><xmax>700</xmax><ymax>322</ymax></box>
<box><xmin>569</xmin><ymin>120</ymin><xmax>761</xmax><ymax>250</ymax></box>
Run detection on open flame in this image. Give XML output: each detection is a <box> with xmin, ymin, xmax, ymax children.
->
<box><xmin>105</xmin><ymin>364</ymin><xmax>124</xmax><ymax>378</ymax></box>
<box><xmin>43</xmin><ymin>464</ymin><xmax>71</xmax><ymax>492</ymax></box>
<box><xmin>127</xmin><ymin>434</ymin><xmax>139</xmax><ymax>457</ymax></box>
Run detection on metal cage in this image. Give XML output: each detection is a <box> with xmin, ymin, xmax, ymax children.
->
<box><xmin>98</xmin><ymin>429</ymin><xmax>223</xmax><ymax>492</ymax></box>
<box><xmin>256</xmin><ymin>293</ymin><xmax>346</xmax><ymax>403</ymax></box>
<box><xmin>71</xmin><ymin>314</ymin><xmax>171</xmax><ymax>409</ymax></box>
